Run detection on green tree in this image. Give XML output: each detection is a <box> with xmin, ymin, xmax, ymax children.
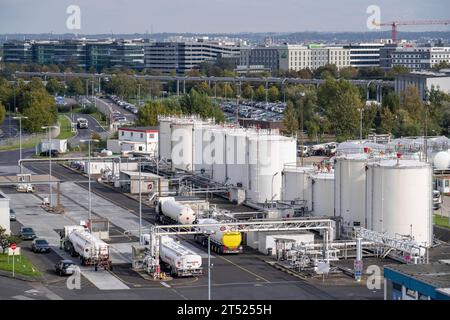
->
<box><xmin>137</xmin><ymin>100</ymin><xmax>172</xmax><ymax>127</ymax></box>
<box><xmin>254</xmin><ymin>85</ymin><xmax>266</xmax><ymax>101</ymax></box>
<box><xmin>241</xmin><ymin>84</ymin><xmax>254</xmax><ymax>100</ymax></box>
<box><xmin>195</xmin><ymin>82</ymin><xmax>212</xmax><ymax>96</ymax></box>
<box><xmin>380</xmin><ymin>106</ymin><xmax>395</xmax><ymax>134</ymax></box>
<box><xmin>66</xmin><ymin>77</ymin><xmax>84</xmax><ymax>96</ymax></box>
<box><xmin>339</xmin><ymin>67</ymin><xmax>358</xmax><ymax>79</ymax></box>
<box><xmin>0</xmin><ymin>103</ymin><xmax>5</xmax><ymax>124</ymax></box>
<box><xmin>268</xmin><ymin>86</ymin><xmax>280</xmax><ymax>102</ymax></box>
<box><xmin>23</xmin><ymin>103</ymin><xmax>58</xmax><ymax>133</ymax></box>
<box><xmin>318</xmin><ymin>78</ymin><xmax>362</xmax><ymax>141</ymax></box>
<box><xmin>0</xmin><ymin>226</ymin><xmax>21</xmax><ymax>254</ymax></box>
<box><xmin>46</xmin><ymin>78</ymin><xmax>65</xmax><ymax>96</ymax></box>
<box><xmin>313</xmin><ymin>64</ymin><xmax>338</xmax><ymax>79</ymax></box>
<box><xmin>283</xmin><ymin>101</ymin><xmax>298</xmax><ymax>136</ymax></box>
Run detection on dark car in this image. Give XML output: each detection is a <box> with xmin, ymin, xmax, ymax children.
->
<box><xmin>40</xmin><ymin>149</ymin><xmax>59</xmax><ymax>157</ymax></box>
<box><xmin>19</xmin><ymin>227</ymin><xmax>37</xmax><ymax>240</ymax></box>
<box><xmin>31</xmin><ymin>238</ymin><xmax>50</xmax><ymax>253</ymax></box>
<box><xmin>55</xmin><ymin>259</ymin><xmax>77</xmax><ymax>276</ymax></box>
<box><xmin>9</xmin><ymin>209</ymin><xmax>16</xmax><ymax>221</ymax></box>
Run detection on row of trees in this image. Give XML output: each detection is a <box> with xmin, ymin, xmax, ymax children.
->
<box><xmin>282</xmin><ymin>77</ymin><xmax>450</xmax><ymax>142</ymax></box>
<box><xmin>0</xmin><ymin>77</ymin><xmax>57</xmax><ymax>132</ymax></box>
<box><xmin>136</xmin><ymin>89</ymin><xmax>225</xmax><ymax>126</ymax></box>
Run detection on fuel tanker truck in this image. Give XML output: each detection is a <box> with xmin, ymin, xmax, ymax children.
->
<box><xmin>62</xmin><ymin>225</ymin><xmax>112</xmax><ymax>271</ymax></box>
<box><xmin>155</xmin><ymin>197</ymin><xmax>196</xmax><ymax>224</ymax></box>
<box><xmin>194</xmin><ymin>218</ymin><xmax>243</xmax><ymax>254</ymax></box>
<box><xmin>158</xmin><ymin>236</ymin><xmax>203</xmax><ymax>277</ymax></box>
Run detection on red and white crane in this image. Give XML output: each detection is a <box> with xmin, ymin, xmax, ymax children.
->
<box><xmin>373</xmin><ymin>19</ymin><xmax>450</xmax><ymax>43</ymax></box>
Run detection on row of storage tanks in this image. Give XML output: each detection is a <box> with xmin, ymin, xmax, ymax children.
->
<box><xmin>159</xmin><ymin>116</ymin><xmax>297</xmax><ymax>204</ymax></box>
<box><xmin>282</xmin><ymin>154</ymin><xmax>433</xmax><ymax>247</ymax></box>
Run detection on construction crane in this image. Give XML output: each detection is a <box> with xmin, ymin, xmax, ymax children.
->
<box><xmin>373</xmin><ymin>20</ymin><xmax>450</xmax><ymax>43</ymax></box>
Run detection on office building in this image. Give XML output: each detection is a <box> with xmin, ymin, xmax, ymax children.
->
<box><xmin>2</xmin><ymin>40</ymin><xmax>33</xmax><ymax>63</ymax></box>
<box><xmin>343</xmin><ymin>43</ymin><xmax>385</xmax><ymax>68</ymax></box>
<box><xmin>390</xmin><ymin>45</ymin><xmax>450</xmax><ymax>71</ymax></box>
<box><xmin>144</xmin><ymin>39</ymin><xmax>242</xmax><ymax>74</ymax></box>
<box><xmin>395</xmin><ymin>70</ymin><xmax>450</xmax><ymax>101</ymax></box>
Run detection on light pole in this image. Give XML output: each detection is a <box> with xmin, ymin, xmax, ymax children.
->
<box><xmin>271</xmin><ymin>171</ymin><xmax>279</xmax><ymax>208</ymax></box>
<box><xmin>42</xmin><ymin>125</ymin><xmax>57</xmax><ymax>206</ymax></box>
<box><xmin>13</xmin><ymin>116</ymin><xmax>28</xmax><ymax>173</ymax></box>
<box><xmin>80</xmin><ymin>139</ymin><xmax>99</xmax><ymax>232</ymax></box>
<box><xmin>139</xmin><ymin>157</ymin><xmax>142</xmax><ymax>243</ymax></box>
<box><xmin>205</xmin><ymin>230</ymin><xmax>215</xmax><ymax>300</ymax></box>
<box><xmin>358</xmin><ymin>106</ymin><xmax>364</xmax><ymax>145</ymax></box>
<box><xmin>424</xmin><ymin>101</ymin><xmax>431</xmax><ymax>163</ymax></box>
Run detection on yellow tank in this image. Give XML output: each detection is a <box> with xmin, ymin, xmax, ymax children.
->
<box><xmin>221</xmin><ymin>231</ymin><xmax>242</xmax><ymax>248</ymax></box>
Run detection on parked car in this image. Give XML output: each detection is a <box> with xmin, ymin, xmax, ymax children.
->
<box><xmin>31</xmin><ymin>238</ymin><xmax>51</xmax><ymax>253</ymax></box>
<box><xmin>55</xmin><ymin>259</ymin><xmax>77</xmax><ymax>276</ymax></box>
<box><xmin>433</xmin><ymin>190</ymin><xmax>442</xmax><ymax>210</ymax></box>
<box><xmin>40</xmin><ymin>149</ymin><xmax>59</xmax><ymax>157</ymax></box>
<box><xmin>9</xmin><ymin>209</ymin><xmax>16</xmax><ymax>221</ymax></box>
<box><xmin>19</xmin><ymin>227</ymin><xmax>37</xmax><ymax>240</ymax></box>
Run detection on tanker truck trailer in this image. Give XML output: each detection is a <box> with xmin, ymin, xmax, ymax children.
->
<box><xmin>63</xmin><ymin>225</ymin><xmax>112</xmax><ymax>271</ymax></box>
<box><xmin>159</xmin><ymin>236</ymin><xmax>203</xmax><ymax>277</ymax></box>
<box><xmin>155</xmin><ymin>197</ymin><xmax>197</xmax><ymax>224</ymax></box>
<box><xmin>194</xmin><ymin>218</ymin><xmax>243</xmax><ymax>254</ymax></box>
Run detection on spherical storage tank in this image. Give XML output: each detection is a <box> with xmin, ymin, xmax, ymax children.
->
<box><xmin>171</xmin><ymin>123</ymin><xmax>194</xmax><ymax>171</ymax></box>
<box><xmin>334</xmin><ymin>154</ymin><xmax>368</xmax><ymax>228</ymax></box>
<box><xmin>366</xmin><ymin>159</ymin><xmax>432</xmax><ymax>247</ymax></box>
<box><xmin>312</xmin><ymin>172</ymin><xmax>334</xmax><ymax>217</ymax></box>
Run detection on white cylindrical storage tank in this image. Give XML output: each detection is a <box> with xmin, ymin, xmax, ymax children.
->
<box><xmin>312</xmin><ymin>172</ymin><xmax>334</xmax><ymax>217</ymax></box>
<box><xmin>159</xmin><ymin>119</ymin><xmax>172</xmax><ymax>161</ymax></box>
<box><xmin>366</xmin><ymin>159</ymin><xmax>432</xmax><ymax>247</ymax></box>
<box><xmin>334</xmin><ymin>154</ymin><xmax>368</xmax><ymax>228</ymax></box>
<box><xmin>171</xmin><ymin>123</ymin><xmax>194</xmax><ymax>171</ymax></box>
<box><xmin>225</xmin><ymin>130</ymin><xmax>249</xmax><ymax>188</ymax></box>
<box><xmin>209</xmin><ymin>127</ymin><xmax>227</xmax><ymax>184</ymax></box>
<box><xmin>282</xmin><ymin>166</ymin><xmax>314</xmax><ymax>211</ymax></box>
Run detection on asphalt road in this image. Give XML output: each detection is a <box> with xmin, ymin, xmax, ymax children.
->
<box><xmin>18</xmin><ymin>162</ymin><xmax>383</xmax><ymax>300</ymax></box>
<box><xmin>68</xmin><ymin>113</ymin><xmax>109</xmax><ymax>146</ymax></box>
<box><xmin>96</xmin><ymin>97</ymin><xmax>137</xmax><ymax>122</ymax></box>
<box><xmin>0</xmin><ymin>148</ymin><xmax>35</xmax><ymax>166</ymax></box>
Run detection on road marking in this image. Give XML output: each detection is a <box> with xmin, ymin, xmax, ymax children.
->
<box><xmin>160</xmin><ymin>281</ymin><xmax>171</xmax><ymax>288</ymax></box>
<box><xmin>217</xmin><ymin>255</ymin><xmax>271</xmax><ymax>283</ymax></box>
<box><xmin>12</xmin><ymin>295</ymin><xmax>35</xmax><ymax>300</ymax></box>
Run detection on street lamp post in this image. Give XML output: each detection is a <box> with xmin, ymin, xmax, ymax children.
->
<box><xmin>205</xmin><ymin>230</ymin><xmax>215</xmax><ymax>300</ymax></box>
<box><xmin>42</xmin><ymin>125</ymin><xmax>57</xmax><ymax>206</ymax></box>
<box><xmin>358</xmin><ymin>107</ymin><xmax>364</xmax><ymax>145</ymax></box>
<box><xmin>271</xmin><ymin>171</ymin><xmax>279</xmax><ymax>208</ymax></box>
<box><xmin>80</xmin><ymin>139</ymin><xmax>99</xmax><ymax>232</ymax></box>
<box><xmin>13</xmin><ymin>116</ymin><xmax>28</xmax><ymax>173</ymax></box>
<box><xmin>139</xmin><ymin>157</ymin><xmax>142</xmax><ymax>244</ymax></box>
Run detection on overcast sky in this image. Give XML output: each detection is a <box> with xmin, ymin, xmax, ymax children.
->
<box><xmin>0</xmin><ymin>0</ymin><xmax>449</xmax><ymax>34</ymax></box>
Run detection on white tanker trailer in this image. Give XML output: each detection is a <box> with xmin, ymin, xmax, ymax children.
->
<box><xmin>155</xmin><ymin>197</ymin><xmax>196</xmax><ymax>224</ymax></box>
<box><xmin>157</xmin><ymin>236</ymin><xmax>203</xmax><ymax>277</ymax></box>
<box><xmin>63</xmin><ymin>225</ymin><xmax>112</xmax><ymax>270</ymax></box>
<box><xmin>194</xmin><ymin>218</ymin><xmax>243</xmax><ymax>254</ymax></box>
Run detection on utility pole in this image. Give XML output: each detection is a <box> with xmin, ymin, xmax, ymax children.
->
<box><xmin>13</xmin><ymin>116</ymin><xmax>28</xmax><ymax>174</ymax></box>
<box><xmin>80</xmin><ymin>139</ymin><xmax>99</xmax><ymax>231</ymax></box>
<box><xmin>42</xmin><ymin>125</ymin><xmax>58</xmax><ymax>207</ymax></box>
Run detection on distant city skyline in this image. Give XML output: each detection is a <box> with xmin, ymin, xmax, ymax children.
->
<box><xmin>0</xmin><ymin>0</ymin><xmax>449</xmax><ymax>34</ymax></box>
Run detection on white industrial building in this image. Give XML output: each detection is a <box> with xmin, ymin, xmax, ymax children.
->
<box><xmin>159</xmin><ymin>116</ymin><xmax>297</xmax><ymax>204</ymax></box>
<box><xmin>37</xmin><ymin>139</ymin><xmax>68</xmax><ymax>154</ymax></box>
<box><xmin>0</xmin><ymin>191</ymin><xmax>10</xmax><ymax>235</ymax></box>
<box><xmin>119</xmin><ymin>170</ymin><xmax>169</xmax><ymax>195</ymax></box>
<box><xmin>83</xmin><ymin>159</ymin><xmax>138</xmax><ymax>175</ymax></box>
<box><xmin>246</xmin><ymin>231</ymin><xmax>315</xmax><ymax>256</ymax></box>
<box><xmin>107</xmin><ymin>127</ymin><xmax>158</xmax><ymax>156</ymax></box>
<box><xmin>395</xmin><ymin>71</ymin><xmax>450</xmax><ymax>101</ymax></box>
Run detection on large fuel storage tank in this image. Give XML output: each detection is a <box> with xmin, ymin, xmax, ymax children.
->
<box><xmin>225</xmin><ymin>130</ymin><xmax>249</xmax><ymax>188</ymax></box>
<box><xmin>171</xmin><ymin>123</ymin><xmax>194</xmax><ymax>171</ymax></box>
<box><xmin>366</xmin><ymin>159</ymin><xmax>433</xmax><ymax>247</ymax></box>
<box><xmin>282</xmin><ymin>166</ymin><xmax>314</xmax><ymax>211</ymax></box>
<box><xmin>334</xmin><ymin>154</ymin><xmax>368</xmax><ymax>228</ymax></box>
<box><xmin>159</xmin><ymin>119</ymin><xmax>172</xmax><ymax>161</ymax></box>
<box><xmin>312</xmin><ymin>172</ymin><xmax>335</xmax><ymax>217</ymax></box>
